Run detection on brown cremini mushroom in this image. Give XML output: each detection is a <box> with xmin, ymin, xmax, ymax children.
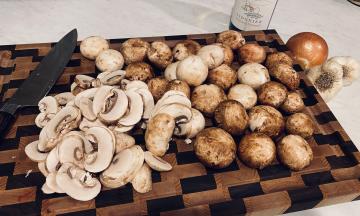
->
<box><xmin>281</xmin><ymin>91</ymin><xmax>305</xmax><ymax>113</ymax></box>
<box><xmin>238</xmin><ymin>43</ymin><xmax>266</xmax><ymax>64</ymax></box>
<box><xmin>147</xmin><ymin>41</ymin><xmax>173</xmax><ymax>69</ymax></box>
<box><xmin>125</xmin><ymin>62</ymin><xmax>154</xmax><ymax>82</ymax></box>
<box><xmin>166</xmin><ymin>79</ymin><xmax>191</xmax><ymax>98</ymax></box>
<box><xmin>257</xmin><ymin>81</ymin><xmax>288</xmax><ymax>108</ymax></box>
<box><xmin>120</xmin><ymin>38</ymin><xmax>150</xmax><ymax>65</ymax></box>
<box><xmin>248</xmin><ymin>105</ymin><xmax>284</xmax><ymax>137</ymax></box>
<box><xmin>172</xmin><ymin>40</ymin><xmax>201</xmax><ymax>61</ymax></box>
<box><xmin>191</xmin><ymin>84</ymin><xmax>227</xmax><ymax>117</ymax></box>
<box><xmin>269</xmin><ymin>63</ymin><xmax>300</xmax><ymax>90</ymax></box>
<box><xmin>207</xmin><ymin>64</ymin><xmax>237</xmax><ymax>90</ymax></box>
<box><xmin>265</xmin><ymin>52</ymin><xmax>293</xmax><ymax>69</ymax></box>
<box><xmin>286</xmin><ymin>113</ymin><xmax>314</xmax><ymax>138</ymax></box>
<box><xmin>217</xmin><ymin>30</ymin><xmax>246</xmax><ymax>50</ymax></box>
<box><xmin>147</xmin><ymin>77</ymin><xmax>169</xmax><ymax>101</ymax></box>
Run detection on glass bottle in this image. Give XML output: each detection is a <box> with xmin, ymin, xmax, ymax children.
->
<box><xmin>230</xmin><ymin>0</ymin><xmax>278</xmax><ymax>31</ymax></box>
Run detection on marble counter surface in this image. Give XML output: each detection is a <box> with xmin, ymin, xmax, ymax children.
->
<box><xmin>0</xmin><ymin>0</ymin><xmax>360</xmax><ymax>215</ymax></box>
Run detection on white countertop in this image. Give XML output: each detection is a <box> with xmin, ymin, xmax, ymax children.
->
<box><xmin>0</xmin><ymin>0</ymin><xmax>360</xmax><ymax>215</ymax></box>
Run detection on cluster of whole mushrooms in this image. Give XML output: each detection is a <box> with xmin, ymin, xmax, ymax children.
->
<box><xmin>25</xmin><ymin>30</ymin><xmax>328</xmax><ymax>201</ymax></box>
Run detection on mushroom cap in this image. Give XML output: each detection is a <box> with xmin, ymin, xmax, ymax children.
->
<box><xmin>38</xmin><ymin>96</ymin><xmax>59</xmax><ymax>114</ymax></box>
<box><xmin>216</xmin><ymin>30</ymin><xmax>246</xmax><ymax>50</ymax></box>
<box><xmin>147</xmin><ymin>41</ymin><xmax>173</xmax><ymax>69</ymax></box>
<box><xmin>145</xmin><ymin>113</ymin><xmax>175</xmax><ymax>156</ymax></box>
<box><xmin>207</xmin><ymin>64</ymin><xmax>237</xmax><ymax>90</ymax></box>
<box><xmin>80</xmin><ymin>36</ymin><xmax>109</xmax><ymax>60</ymax></box>
<box><xmin>248</xmin><ymin>105</ymin><xmax>284</xmax><ymax>137</ymax></box>
<box><xmin>54</xmin><ymin>92</ymin><xmax>75</xmax><ymax>106</ymax></box>
<box><xmin>214</xmin><ymin>100</ymin><xmax>249</xmax><ymax>136</ymax></box>
<box><xmin>95</xmin><ymin>49</ymin><xmax>124</xmax><ymax>72</ymax></box>
<box><xmin>144</xmin><ymin>151</ymin><xmax>172</xmax><ymax>171</ymax></box>
<box><xmin>123</xmin><ymin>80</ymin><xmax>149</xmax><ymax>91</ymax></box>
<box><xmin>147</xmin><ymin>77</ymin><xmax>169</xmax><ymax>101</ymax></box>
<box><xmin>131</xmin><ymin>163</ymin><xmax>152</xmax><ymax>193</ymax></box>
<box><xmin>214</xmin><ymin>43</ymin><xmax>234</xmax><ymax>65</ymax></box>
<box><xmin>166</xmin><ymin>79</ymin><xmax>191</xmax><ymax>98</ymax></box>
<box><xmin>265</xmin><ymin>52</ymin><xmax>293</xmax><ymax>69</ymax></box>
<box><xmin>164</xmin><ymin>61</ymin><xmax>180</xmax><ymax>81</ymax></box>
<box><xmin>100</xmin><ymin>145</ymin><xmax>144</xmax><ymax>188</ymax></box>
<box><xmin>97</xmin><ymin>70</ymin><xmax>126</xmax><ymax>86</ymax></box>
<box><xmin>194</xmin><ymin>127</ymin><xmax>236</xmax><ymax>169</ymax></box>
<box><xmin>25</xmin><ymin>140</ymin><xmax>48</xmax><ymax>162</ymax></box>
<box><xmin>286</xmin><ymin>113</ymin><xmax>314</xmax><ymax>138</ymax></box>
<box><xmin>238</xmin><ymin>133</ymin><xmax>276</xmax><ymax>169</ymax></box>
<box><xmin>74</xmin><ymin>75</ymin><xmax>94</xmax><ymax>89</ymax></box>
<box><xmin>152</xmin><ymin>90</ymin><xmax>191</xmax><ymax>116</ymax></box>
<box><xmin>56</xmin><ymin>163</ymin><xmax>101</xmax><ymax>201</ymax></box>
<box><xmin>281</xmin><ymin>91</ymin><xmax>305</xmax><ymax>113</ymax></box>
<box><xmin>191</xmin><ymin>84</ymin><xmax>227</xmax><ymax>117</ymax></box>
<box><xmin>113</xmin><ymin>131</ymin><xmax>136</xmax><ymax>153</ymax></box>
<box><xmin>197</xmin><ymin>45</ymin><xmax>225</xmax><ymax>69</ymax></box>
<box><xmin>227</xmin><ymin>84</ymin><xmax>257</xmax><ymax>110</ymax></box>
<box><xmin>152</xmin><ymin>103</ymin><xmax>192</xmax><ymax>125</ymax></box>
<box><xmin>172</xmin><ymin>40</ymin><xmax>201</xmax><ymax>61</ymax></box>
<box><xmin>238</xmin><ymin>43</ymin><xmax>266</xmax><ymax>64</ymax></box>
<box><xmin>277</xmin><ymin>135</ymin><xmax>313</xmax><ymax>171</ymax></box>
<box><xmin>269</xmin><ymin>63</ymin><xmax>300</xmax><ymax>90</ymax></box>
<box><xmin>84</xmin><ymin>126</ymin><xmax>115</xmax><ymax>173</ymax></box>
<box><xmin>125</xmin><ymin>62</ymin><xmax>154</xmax><ymax>82</ymax></box>
<box><xmin>237</xmin><ymin>63</ymin><xmax>270</xmax><ymax>89</ymax></box>
<box><xmin>185</xmin><ymin>108</ymin><xmax>206</xmax><ymax>139</ymax></box>
<box><xmin>257</xmin><ymin>81</ymin><xmax>288</xmax><ymax>108</ymax></box>
<box><xmin>120</xmin><ymin>38</ymin><xmax>150</xmax><ymax>65</ymax></box>
<box><xmin>176</xmin><ymin>55</ymin><xmax>208</xmax><ymax>86</ymax></box>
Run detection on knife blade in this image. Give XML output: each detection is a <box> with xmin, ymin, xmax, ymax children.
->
<box><xmin>0</xmin><ymin>29</ymin><xmax>78</xmax><ymax>139</ymax></box>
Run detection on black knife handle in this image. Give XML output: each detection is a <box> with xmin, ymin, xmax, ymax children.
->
<box><xmin>0</xmin><ymin>111</ymin><xmax>15</xmax><ymax>139</ymax></box>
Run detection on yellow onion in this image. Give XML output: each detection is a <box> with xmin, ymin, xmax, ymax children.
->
<box><xmin>286</xmin><ymin>32</ymin><xmax>328</xmax><ymax>70</ymax></box>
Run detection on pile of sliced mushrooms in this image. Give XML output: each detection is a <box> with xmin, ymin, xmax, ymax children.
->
<box><xmin>25</xmin><ymin>30</ymin><xmax>359</xmax><ymax>201</ymax></box>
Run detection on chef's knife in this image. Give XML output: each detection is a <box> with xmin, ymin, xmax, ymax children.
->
<box><xmin>0</xmin><ymin>29</ymin><xmax>78</xmax><ymax>139</ymax></box>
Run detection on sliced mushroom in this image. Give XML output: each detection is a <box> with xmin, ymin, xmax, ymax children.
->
<box><xmin>74</xmin><ymin>88</ymin><xmax>99</xmax><ymax>108</ymax></box>
<box><xmin>100</xmin><ymin>145</ymin><xmax>144</xmax><ymax>188</ymax></box>
<box><xmin>113</xmin><ymin>130</ymin><xmax>136</xmax><ymax>153</ymax></box>
<box><xmin>98</xmin><ymin>88</ymin><xmax>129</xmax><ymax>123</ymax></box>
<box><xmin>134</xmin><ymin>88</ymin><xmax>154</xmax><ymax>119</ymax></box>
<box><xmin>124</xmin><ymin>80</ymin><xmax>149</xmax><ymax>91</ymax></box>
<box><xmin>176</xmin><ymin>108</ymin><xmax>205</xmax><ymax>138</ymax></box>
<box><xmin>92</xmin><ymin>85</ymin><xmax>114</xmax><ymax>116</ymax></box>
<box><xmin>35</xmin><ymin>112</ymin><xmax>55</xmax><ymax>128</ymax></box>
<box><xmin>153</xmin><ymin>103</ymin><xmax>192</xmax><ymax>125</ymax></box>
<box><xmin>98</xmin><ymin>70</ymin><xmax>126</xmax><ymax>85</ymax></box>
<box><xmin>54</xmin><ymin>92</ymin><xmax>75</xmax><ymax>106</ymax></box>
<box><xmin>111</xmin><ymin>124</ymin><xmax>135</xmax><ymax>133</ymax></box>
<box><xmin>131</xmin><ymin>163</ymin><xmax>152</xmax><ymax>193</ymax></box>
<box><xmin>38</xmin><ymin>106</ymin><xmax>81</xmax><ymax>152</ymax></box>
<box><xmin>24</xmin><ymin>140</ymin><xmax>48</xmax><ymax>162</ymax></box>
<box><xmin>46</xmin><ymin>172</ymin><xmax>64</xmax><ymax>193</ymax></box>
<box><xmin>38</xmin><ymin>96</ymin><xmax>59</xmax><ymax>114</ymax></box>
<box><xmin>118</xmin><ymin>90</ymin><xmax>144</xmax><ymax>126</ymax></box>
<box><xmin>74</xmin><ymin>75</ymin><xmax>95</xmax><ymax>89</ymax></box>
<box><xmin>46</xmin><ymin>146</ymin><xmax>61</xmax><ymax>173</ymax></box>
<box><xmin>38</xmin><ymin>162</ymin><xmax>49</xmax><ymax>177</ymax></box>
<box><xmin>71</xmin><ymin>83</ymin><xmax>84</xmax><ymax>96</ymax></box>
<box><xmin>56</xmin><ymin>163</ymin><xmax>101</xmax><ymax>201</ymax></box>
<box><xmin>151</xmin><ymin>94</ymin><xmax>191</xmax><ymax>118</ymax></box>
<box><xmin>84</xmin><ymin>126</ymin><xmax>115</xmax><ymax>173</ymax></box>
<box><xmin>145</xmin><ymin>113</ymin><xmax>175</xmax><ymax>156</ymax></box>
<box><xmin>144</xmin><ymin>151</ymin><xmax>172</xmax><ymax>171</ymax></box>
<box><xmin>79</xmin><ymin>97</ymin><xmax>96</xmax><ymax>121</ymax></box>
<box><xmin>79</xmin><ymin>118</ymin><xmax>106</xmax><ymax>131</ymax></box>
<box><xmin>41</xmin><ymin>183</ymin><xmax>54</xmax><ymax>194</ymax></box>
<box><xmin>57</xmin><ymin>135</ymin><xmax>86</xmax><ymax>168</ymax></box>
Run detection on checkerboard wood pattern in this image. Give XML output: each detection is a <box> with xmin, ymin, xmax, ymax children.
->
<box><xmin>0</xmin><ymin>30</ymin><xmax>359</xmax><ymax>216</ymax></box>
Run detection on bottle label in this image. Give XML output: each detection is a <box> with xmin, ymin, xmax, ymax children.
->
<box><xmin>231</xmin><ymin>0</ymin><xmax>278</xmax><ymax>31</ymax></box>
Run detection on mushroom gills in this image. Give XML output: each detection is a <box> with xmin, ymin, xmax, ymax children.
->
<box><xmin>117</xmin><ymin>90</ymin><xmax>144</xmax><ymax>126</ymax></box>
<box><xmin>98</xmin><ymin>88</ymin><xmax>129</xmax><ymax>123</ymax></box>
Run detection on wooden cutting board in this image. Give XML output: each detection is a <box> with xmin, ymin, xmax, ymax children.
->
<box><xmin>0</xmin><ymin>30</ymin><xmax>359</xmax><ymax>216</ymax></box>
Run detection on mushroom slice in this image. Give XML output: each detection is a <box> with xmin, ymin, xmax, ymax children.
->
<box><xmin>35</xmin><ymin>112</ymin><xmax>55</xmax><ymax>128</ymax></box>
<box><xmin>79</xmin><ymin>118</ymin><xmax>106</xmax><ymax>131</ymax></box>
<box><xmin>124</xmin><ymin>80</ymin><xmax>149</xmax><ymax>91</ymax></box>
<box><xmin>74</xmin><ymin>75</ymin><xmax>95</xmax><ymax>89</ymax></box>
<box><xmin>92</xmin><ymin>85</ymin><xmax>114</xmax><ymax>116</ymax></box>
<box><xmin>100</xmin><ymin>145</ymin><xmax>144</xmax><ymax>188</ymax></box>
<box><xmin>174</xmin><ymin>108</ymin><xmax>205</xmax><ymax>138</ymax></box>
<box><xmin>79</xmin><ymin>97</ymin><xmax>96</xmax><ymax>121</ymax></box>
<box><xmin>56</xmin><ymin>163</ymin><xmax>101</xmax><ymax>201</ymax></box>
<box><xmin>71</xmin><ymin>82</ymin><xmax>85</xmax><ymax>96</ymax></box>
<box><xmin>41</xmin><ymin>183</ymin><xmax>54</xmax><ymax>194</ymax></box>
<box><xmin>54</xmin><ymin>92</ymin><xmax>75</xmax><ymax>106</ymax></box>
<box><xmin>131</xmin><ymin>163</ymin><xmax>152</xmax><ymax>193</ymax></box>
<box><xmin>99</xmin><ymin>70</ymin><xmax>126</xmax><ymax>85</ymax></box>
<box><xmin>58</xmin><ymin>135</ymin><xmax>85</xmax><ymax>168</ymax></box>
<box><xmin>111</xmin><ymin>124</ymin><xmax>135</xmax><ymax>133</ymax></box>
<box><xmin>74</xmin><ymin>88</ymin><xmax>99</xmax><ymax>108</ymax></box>
<box><xmin>46</xmin><ymin>146</ymin><xmax>61</xmax><ymax>173</ymax></box>
<box><xmin>46</xmin><ymin>172</ymin><xmax>64</xmax><ymax>193</ymax></box>
<box><xmin>135</xmin><ymin>88</ymin><xmax>154</xmax><ymax>119</ymax></box>
<box><xmin>98</xmin><ymin>88</ymin><xmax>129</xmax><ymax>123</ymax></box>
<box><xmin>38</xmin><ymin>162</ymin><xmax>49</xmax><ymax>177</ymax></box>
<box><xmin>84</xmin><ymin>126</ymin><xmax>115</xmax><ymax>173</ymax></box>
<box><xmin>38</xmin><ymin>96</ymin><xmax>59</xmax><ymax>114</ymax></box>
<box><xmin>153</xmin><ymin>103</ymin><xmax>192</xmax><ymax>124</ymax></box>
<box><xmin>164</xmin><ymin>61</ymin><xmax>179</xmax><ymax>81</ymax></box>
<box><xmin>24</xmin><ymin>140</ymin><xmax>48</xmax><ymax>162</ymax></box>
<box><xmin>152</xmin><ymin>94</ymin><xmax>191</xmax><ymax>117</ymax></box>
<box><xmin>118</xmin><ymin>90</ymin><xmax>144</xmax><ymax>126</ymax></box>
<box><xmin>113</xmin><ymin>130</ymin><xmax>136</xmax><ymax>153</ymax></box>
<box><xmin>161</xmin><ymin>90</ymin><xmax>187</xmax><ymax>99</ymax></box>
<box><xmin>144</xmin><ymin>151</ymin><xmax>172</xmax><ymax>171</ymax></box>
<box><xmin>38</xmin><ymin>106</ymin><xmax>81</xmax><ymax>152</ymax></box>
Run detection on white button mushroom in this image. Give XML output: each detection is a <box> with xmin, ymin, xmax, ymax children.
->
<box><xmin>197</xmin><ymin>45</ymin><xmax>225</xmax><ymax>69</ymax></box>
<box><xmin>80</xmin><ymin>36</ymin><xmax>109</xmax><ymax>60</ymax></box>
<box><xmin>95</xmin><ymin>49</ymin><xmax>124</xmax><ymax>72</ymax></box>
<box><xmin>237</xmin><ymin>63</ymin><xmax>270</xmax><ymax>89</ymax></box>
<box><xmin>227</xmin><ymin>84</ymin><xmax>257</xmax><ymax>110</ymax></box>
<box><xmin>176</xmin><ymin>55</ymin><xmax>208</xmax><ymax>86</ymax></box>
